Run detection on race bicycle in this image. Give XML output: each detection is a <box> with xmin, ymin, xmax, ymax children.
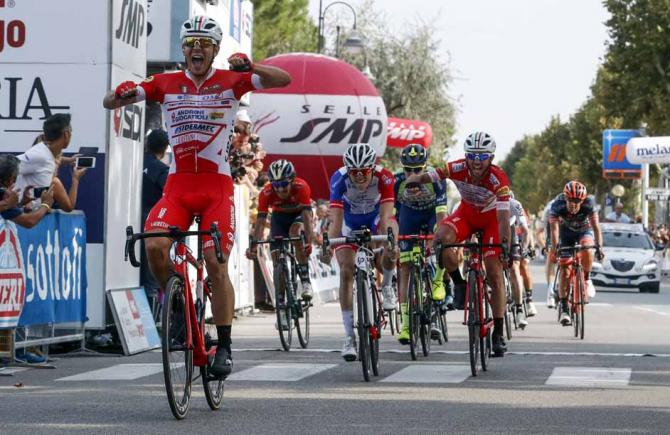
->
<box><xmin>250</xmin><ymin>233</ymin><xmax>311</xmax><ymax>351</ymax></box>
<box><xmin>125</xmin><ymin>220</ymin><xmax>225</xmax><ymax>420</ymax></box>
<box><xmin>323</xmin><ymin>227</ymin><xmax>394</xmax><ymax>382</ymax></box>
<box><xmin>556</xmin><ymin>244</ymin><xmax>599</xmax><ymax>340</ymax></box>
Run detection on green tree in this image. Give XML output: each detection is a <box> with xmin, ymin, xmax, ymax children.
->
<box><xmin>250</xmin><ymin>0</ymin><xmax>318</xmax><ymax>60</ymax></box>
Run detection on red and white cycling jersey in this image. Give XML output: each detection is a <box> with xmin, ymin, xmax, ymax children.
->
<box><xmin>433</xmin><ymin>159</ymin><xmax>511</xmax><ymax>212</ymax></box>
<box><xmin>258</xmin><ymin>177</ymin><xmax>312</xmax><ymax>215</ymax></box>
<box><xmin>137</xmin><ymin>68</ymin><xmax>262</xmax><ymax>175</ymax></box>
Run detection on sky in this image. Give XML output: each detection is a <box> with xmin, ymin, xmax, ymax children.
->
<box><xmin>308</xmin><ymin>0</ymin><xmax>610</xmax><ymax>159</ymax></box>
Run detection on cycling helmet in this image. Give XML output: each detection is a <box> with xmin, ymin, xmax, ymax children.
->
<box><xmin>180</xmin><ymin>16</ymin><xmax>223</xmax><ymax>44</ymax></box>
<box><xmin>343</xmin><ymin>143</ymin><xmax>376</xmax><ymax>169</ymax></box>
<box><xmin>563</xmin><ymin>181</ymin><xmax>587</xmax><ymax>200</ymax></box>
<box><xmin>400</xmin><ymin>144</ymin><xmax>429</xmax><ymax>167</ymax></box>
<box><xmin>464</xmin><ymin>132</ymin><xmax>496</xmax><ymax>154</ymax></box>
<box><xmin>268</xmin><ymin>159</ymin><xmax>296</xmax><ymax>181</ymax></box>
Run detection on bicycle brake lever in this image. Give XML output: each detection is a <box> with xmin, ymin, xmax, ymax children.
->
<box><xmin>210</xmin><ymin>223</ymin><xmax>225</xmax><ymax>264</ymax></box>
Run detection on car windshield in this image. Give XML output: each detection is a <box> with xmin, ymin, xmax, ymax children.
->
<box><xmin>603</xmin><ymin>231</ymin><xmax>654</xmax><ymax>250</ymax></box>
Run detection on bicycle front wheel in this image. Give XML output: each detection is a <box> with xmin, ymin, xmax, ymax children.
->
<box><xmin>199</xmin><ymin>287</ymin><xmax>224</xmax><ymax>411</ymax></box>
<box><xmin>481</xmin><ymin>287</ymin><xmax>492</xmax><ymax>372</ymax></box>
<box><xmin>467</xmin><ymin>270</ymin><xmax>480</xmax><ymax>376</ymax></box>
<box><xmin>408</xmin><ymin>268</ymin><xmax>420</xmax><ymax>361</ymax></box>
<box><xmin>274</xmin><ymin>263</ymin><xmax>293</xmax><ymax>351</ymax></box>
<box><xmin>370</xmin><ymin>283</ymin><xmax>380</xmax><ymax>377</ymax></box>
<box><xmin>356</xmin><ymin>271</ymin><xmax>371</xmax><ymax>382</ymax></box>
<box><xmin>162</xmin><ymin>275</ymin><xmax>193</xmax><ymax>420</ymax></box>
<box><xmin>420</xmin><ymin>271</ymin><xmax>431</xmax><ymax>357</ymax></box>
<box><xmin>296</xmin><ymin>300</ymin><xmax>310</xmax><ymax>349</ymax></box>
<box><xmin>577</xmin><ymin>274</ymin><xmax>586</xmax><ymax>340</ymax></box>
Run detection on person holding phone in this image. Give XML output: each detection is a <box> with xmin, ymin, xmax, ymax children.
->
<box><xmin>102</xmin><ymin>15</ymin><xmax>291</xmax><ymax>379</ymax></box>
<box><xmin>51</xmin><ymin>164</ymin><xmax>88</xmax><ymax>212</ymax></box>
<box><xmin>0</xmin><ymin>155</ymin><xmax>54</xmax><ymax>228</ymax></box>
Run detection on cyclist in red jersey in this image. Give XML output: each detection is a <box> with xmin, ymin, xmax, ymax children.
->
<box><xmin>102</xmin><ymin>15</ymin><xmax>290</xmax><ymax>378</ymax></box>
<box><xmin>247</xmin><ymin>160</ymin><xmax>315</xmax><ymax>305</ymax></box>
<box><xmin>408</xmin><ymin>132</ymin><xmax>512</xmax><ymax>356</ymax></box>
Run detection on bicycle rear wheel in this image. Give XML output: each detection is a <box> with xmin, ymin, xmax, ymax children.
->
<box><xmin>438</xmin><ymin>304</ymin><xmax>449</xmax><ymax>344</ymax></box>
<box><xmin>408</xmin><ymin>268</ymin><xmax>420</xmax><ymax>361</ymax></box>
<box><xmin>274</xmin><ymin>263</ymin><xmax>293</xmax><ymax>351</ymax></box>
<box><xmin>370</xmin><ymin>283</ymin><xmax>381</xmax><ymax>377</ymax></box>
<box><xmin>480</xmin><ymin>288</ymin><xmax>492</xmax><ymax>372</ymax></box>
<box><xmin>162</xmin><ymin>275</ymin><xmax>193</xmax><ymax>420</ymax></box>
<box><xmin>420</xmin><ymin>272</ymin><xmax>431</xmax><ymax>357</ymax></box>
<box><xmin>356</xmin><ymin>271</ymin><xmax>371</xmax><ymax>382</ymax></box>
<box><xmin>504</xmin><ymin>303</ymin><xmax>513</xmax><ymax>340</ymax></box>
<box><xmin>577</xmin><ymin>275</ymin><xmax>585</xmax><ymax>340</ymax></box>
<box><xmin>467</xmin><ymin>270</ymin><xmax>480</xmax><ymax>376</ymax></box>
<box><xmin>296</xmin><ymin>300</ymin><xmax>310</xmax><ymax>348</ymax></box>
<box><xmin>199</xmin><ymin>288</ymin><xmax>224</xmax><ymax>411</ymax></box>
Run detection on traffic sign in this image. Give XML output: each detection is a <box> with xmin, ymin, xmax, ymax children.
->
<box><xmin>644</xmin><ymin>187</ymin><xmax>670</xmax><ymax>201</ymax></box>
<box><xmin>602</xmin><ymin>129</ymin><xmax>642</xmax><ymax>179</ymax></box>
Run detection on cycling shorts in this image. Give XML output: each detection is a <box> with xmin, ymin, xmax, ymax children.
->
<box><xmin>144</xmin><ymin>173</ymin><xmax>235</xmax><ymax>256</ymax></box>
<box><xmin>440</xmin><ymin>204</ymin><xmax>501</xmax><ymax>258</ymax></box>
<box><xmin>398</xmin><ymin>209</ymin><xmax>436</xmax><ymax>256</ymax></box>
<box><xmin>336</xmin><ymin>213</ymin><xmax>380</xmax><ymax>252</ymax></box>
<box><xmin>270</xmin><ymin>211</ymin><xmax>303</xmax><ymax>251</ymax></box>
<box><xmin>510</xmin><ymin>229</ymin><xmax>522</xmax><ymax>261</ymax></box>
<box><xmin>558</xmin><ymin>227</ymin><xmax>594</xmax><ymax>258</ymax></box>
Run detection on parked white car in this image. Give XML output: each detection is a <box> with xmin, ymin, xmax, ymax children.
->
<box><xmin>591</xmin><ymin>223</ymin><xmax>662</xmax><ymax>293</ymax></box>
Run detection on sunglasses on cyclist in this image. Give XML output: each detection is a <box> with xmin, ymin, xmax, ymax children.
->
<box><xmin>183</xmin><ymin>37</ymin><xmax>216</xmax><ymax>48</ymax></box>
<box><xmin>403</xmin><ymin>166</ymin><xmax>425</xmax><ymax>174</ymax></box>
<box><xmin>465</xmin><ymin>152</ymin><xmax>493</xmax><ymax>161</ymax></box>
<box><xmin>271</xmin><ymin>180</ymin><xmax>291</xmax><ymax>189</ymax></box>
<box><xmin>566</xmin><ymin>197</ymin><xmax>583</xmax><ymax>204</ymax></box>
<box><xmin>348</xmin><ymin>168</ymin><xmax>372</xmax><ymax>178</ymax></box>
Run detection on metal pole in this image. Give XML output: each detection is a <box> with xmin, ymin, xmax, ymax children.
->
<box><xmin>317</xmin><ymin>0</ymin><xmax>323</xmax><ymax>53</ymax></box>
<box><xmin>335</xmin><ymin>25</ymin><xmax>340</xmax><ymax>57</ymax></box>
<box><xmin>642</xmin><ymin>163</ymin><xmax>649</xmax><ymax>227</ymax></box>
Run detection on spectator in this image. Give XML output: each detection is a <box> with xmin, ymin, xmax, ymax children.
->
<box><xmin>605</xmin><ymin>202</ymin><xmax>631</xmax><ymax>223</ymax></box>
<box><xmin>314</xmin><ymin>199</ymin><xmax>331</xmax><ymax>245</ymax></box>
<box><xmin>141</xmin><ymin>129</ymin><xmax>170</xmax><ymax>311</ymax></box>
<box><xmin>51</xmin><ymin>165</ymin><xmax>88</xmax><ymax>212</ymax></box>
<box><xmin>0</xmin><ymin>155</ymin><xmax>54</xmax><ymax>228</ymax></box>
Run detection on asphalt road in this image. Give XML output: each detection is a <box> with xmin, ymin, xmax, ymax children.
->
<box><xmin>1</xmin><ymin>260</ymin><xmax>669</xmax><ymax>434</ymax></box>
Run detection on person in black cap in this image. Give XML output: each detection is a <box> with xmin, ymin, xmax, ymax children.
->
<box><xmin>141</xmin><ymin>129</ymin><xmax>170</xmax><ymax>313</ymax></box>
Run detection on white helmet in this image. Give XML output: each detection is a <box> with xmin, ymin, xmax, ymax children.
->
<box><xmin>268</xmin><ymin>159</ymin><xmax>296</xmax><ymax>181</ymax></box>
<box><xmin>343</xmin><ymin>143</ymin><xmax>376</xmax><ymax>169</ymax></box>
<box><xmin>180</xmin><ymin>15</ymin><xmax>223</xmax><ymax>44</ymax></box>
<box><xmin>464</xmin><ymin>132</ymin><xmax>496</xmax><ymax>154</ymax></box>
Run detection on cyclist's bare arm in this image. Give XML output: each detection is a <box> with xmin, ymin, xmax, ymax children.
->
<box><xmin>497</xmin><ymin>208</ymin><xmax>511</xmax><ymax>251</ymax></box>
<box><xmin>253</xmin><ymin>64</ymin><xmax>291</xmax><ymax>88</ymax></box>
<box><xmin>589</xmin><ymin>213</ymin><xmax>603</xmax><ymax>247</ymax></box>
<box><xmin>252</xmin><ymin>215</ymin><xmax>267</xmax><ymax>242</ymax></box>
<box><xmin>550</xmin><ymin>221</ymin><xmax>560</xmax><ymax>253</ymax></box>
<box><xmin>519</xmin><ymin>223</ymin><xmax>530</xmax><ymax>250</ymax></box>
<box><xmin>379</xmin><ymin>202</ymin><xmax>397</xmax><ymax>237</ymax></box>
<box><xmin>328</xmin><ymin>207</ymin><xmax>343</xmax><ymax>241</ymax></box>
<box><xmin>301</xmin><ymin>208</ymin><xmax>315</xmax><ymax>244</ymax></box>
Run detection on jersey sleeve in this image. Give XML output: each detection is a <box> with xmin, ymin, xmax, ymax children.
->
<box><xmin>257</xmin><ymin>185</ymin><xmax>272</xmax><ymax>215</ymax></box>
<box><xmin>232</xmin><ymin>72</ymin><xmax>258</xmax><ymax>100</ymax></box>
<box><xmin>434</xmin><ymin>179</ymin><xmax>448</xmax><ymax>213</ymax></box>
<box><xmin>379</xmin><ymin>169</ymin><xmax>395</xmax><ymax>205</ymax></box>
<box><xmin>329</xmin><ymin>170</ymin><xmax>345</xmax><ymax>209</ymax></box>
<box><xmin>137</xmin><ymin>74</ymin><xmax>163</xmax><ymax>103</ymax></box>
<box><xmin>393</xmin><ymin>173</ymin><xmax>403</xmax><ymax>214</ymax></box>
<box><xmin>492</xmin><ymin>168</ymin><xmax>511</xmax><ymax>211</ymax></box>
<box><xmin>549</xmin><ymin>200</ymin><xmax>562</xmax><ymax>223</ymax></box>
<box><xmin>296</xmin><ymin>180</ymin><xmax>312</xmax><ymax>209</ymax></box>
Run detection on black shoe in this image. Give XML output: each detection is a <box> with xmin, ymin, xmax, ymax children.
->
<box><xmin>453</xmin><ymin>284</ymin><xmax>466</xmax><ymax>310</ymax></box>
<box><xmin>210</xmin><ymin>347</ymin><xmax>233</xmax><ymax>379</ymax></box>
<box><xmin>492</xmin><ymin>334</ymin><xmax>507</xmax><ymax>357</ymax></box>
<box><xmin>444</xmin><ymin>295</ymin><xmax>455</xmax><ymax>311</ymax></box>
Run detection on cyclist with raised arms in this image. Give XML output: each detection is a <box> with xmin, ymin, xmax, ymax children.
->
<box><xmin>508</xmin><ymin>193</ymin><xmax>530</xmax><ymax>328</ymax></box>
<box><xmin>247</xmin><ymin>160</ymin><xmax>315</xmax><ymax>309</ymax></box>
<box><xmin>102</xmin><ymin>15</ymin><xmax>291</xmax><ymax>378</ymax></box>
<box><xmin>393</xmin><ymin>144</ymin><xmax>449</xmax><ymax>344</ymax></box>
<box><xmin>549</xmin><ymin>181</ymin><xmax>604</xmax><ymax>326</ymax></box>
<box><xmin>320</xmin><ymin>143</ymin><xmax>399</xmax><ymax>361</ymax></box>
<box><xmin>407</xmin><ymin>132</ymin><xmax>512</xmax><ymax>356</ymax></box>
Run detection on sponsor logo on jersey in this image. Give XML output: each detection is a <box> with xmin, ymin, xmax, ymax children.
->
<box><xmin>489</xmin><ymin>173</ymin><xmax>501</xmax><ymax>187</ymax></box>
<box><xmin>451</xmin><ymin>162</ymin><xmax>466</xmax><ymax>172</ymax></box>
<box><xmin>142</xmin><ymin>76</ymin><xmax>155</xmax><ymax>83</ymax></box>
<box><xmin>202</xmin><ymin>84</ymin><xmax>222</xmax><ymax>92</ymax></box>
<box><xmin>497</xmin><ymin>186</ymin><xmax>511</xmax><ymax>197</ymax></box>
<box><xmin>174</xmin><ymin>123</ymin><xmax>216</xmax><ymax>134</ymax></box>
<box><xmin>180</xmin><ymin>85</ymin><xmax>188</xmax><ymax>93</ymax></box>
<box><xmin>209</xmin><ymin>112</ymin><xmax>226</xmax><ymax>120</ymax></box>
<box><xmin>157</xmin><ymin>208</ymin><xmax>167</xmax><ymax>219</ymax></box>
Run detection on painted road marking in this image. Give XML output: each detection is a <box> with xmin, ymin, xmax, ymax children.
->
<box><xmin>634</xmin><ymin>305</ymin><xmax>670</xmax><ymax>317</ymax></box>
<box><xmin>380</xmin><ymin>364</ymin><xmax>471</xmax><ymax>384</ymax></box>
<box><xmin>228</xmin><ymin>363</ymin><xmax>337</xmax><ymax>382</ymax></box>
<box><xmin>56</xmin><ymin>363</ymin><xmax>166</xmax><ymax>381</ymax></box>
<box><xmin>545</xmin><ymin>367</ymin><xmax>631</xmax><ymax>387</ymax></box>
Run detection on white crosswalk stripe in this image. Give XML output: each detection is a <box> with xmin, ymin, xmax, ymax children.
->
<box><xmin>56</xmin><ymin>363</ymin><xmax>165</xmax><ymax>381</ymax></box>
<box><xmin>545</xmin><ymin>367</ymin><xmax>632</xmax><ymax>387</ymax></box>
<box><xmin>228</xmin><ymin>363</ymin><xmax>337</xmax><ymax>381</ymax></box>
<box><xmin>380</xmin><ymin>364</ymin><xmax>471</xmax><ymax>384</ymax></box>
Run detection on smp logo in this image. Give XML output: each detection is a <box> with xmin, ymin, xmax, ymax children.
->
<box><xmin>113</xmin><ymin>103</ymin><xmax>143</xmax><ymax>140</ymax></box>
<box><xmin>0</xmin><ymin>77</ymin><xmax>70</xmax><ymax>120</ymax></box>
<box><xmin>280</xmin><ymin>118</ymin><xmax>384</xmax><ymax>144</ymax></box>
<box><xmin>115</xmin><ymin>0</ymin><xmax>145</xmax><ymax>48</ymax></box>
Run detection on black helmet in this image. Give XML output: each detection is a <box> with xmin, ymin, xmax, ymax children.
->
<box><xmin>400</xmin><ymin>143</ymin><xmax>428</xmax><ymax>167</ymax></box>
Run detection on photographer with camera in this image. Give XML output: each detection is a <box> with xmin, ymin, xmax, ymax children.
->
<box><xmin>0</xmin><ymin>154</ymin><xmax>54</xmax><ymax>228</ymax></box>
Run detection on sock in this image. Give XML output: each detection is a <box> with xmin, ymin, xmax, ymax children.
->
<box><xmin>493</xmin><ymin>318</ymin><xmax>504</xmax><ymax>336</ymax></box>
<box><xmin>342</xmin><ymin>310</ymin><xmax>354</xmax><ymax>338</ymax></box>
<box><xmin>525</xmin><ymin>289</ymin><xmax>533</xmax><ymax>301</ymax></box>
<box><xmin>434</xmin><ymin>265</ymin><xmax>445</xmax><ymax>283</ymax></box>
<box><xmin>381</xmin><ymin>267</ymin><xmax>394</xmax><ymax>287</ymax></box>
<box><xmin>216</xmin><ymin>325</ymin><xmax>232</xmax><ymax>352</ymax></box>
<box><xmin>400</xmin><ymin>302</ymin><xmax>409</xmax><ymax>326</ymax></box>
<box><xmin>449</xmin><ymin>269</ymin><xmax>465</xmax><ymax>286</ymax></box>
<box><xmin>560</xmin><ymin>297</ymin><xmax>568</xmax><ymax>311</ymax></box>
<box><xmin>515</xmin><ymin>304</ymin><xmax>523</xmax><ymax>313</ymax></box>
<box><xmin>297</xmin><ymin>263</ymin><xmax>310</xmax><ymax>283</ymax></box>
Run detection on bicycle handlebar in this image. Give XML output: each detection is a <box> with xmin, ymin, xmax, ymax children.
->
<box><xmin>322</xmin><ymin>227</ymin><xmax>394</xmax><ymax>251</ymax></box>
<box><xmin>124</xmin><ymin>223</ymin><xmax>225</xmax><ymax>268</ymax></box>
<box><xmin>397</xmin><ymin>234</ymin><xmax>434</xmax><ymax>241</ymax></box>
<box><xmin>249</xmin><ymin>231</ymin><xmax>306</xmax><ymax>248</ymax></box>
<box><xmin>557</xmin><ymin>244</ymin><xmax>600</xmax><ymax>253</ymax></box>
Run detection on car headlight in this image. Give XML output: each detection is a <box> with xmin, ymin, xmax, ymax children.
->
<box><xmin>592</xmin><ymin>261</ymin><xmax>603</xmax><ymax>270</ymax></box>
<box><xmin>643</xmin><ymin>260</ymin><xmax>658</xmax><ymax>271</ymax></box>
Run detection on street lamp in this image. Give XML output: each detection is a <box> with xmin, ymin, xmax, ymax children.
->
<box><xmin>317</xmin><ymin>1</ymin><xmax>360</xmax><ymax>55</ymax></box>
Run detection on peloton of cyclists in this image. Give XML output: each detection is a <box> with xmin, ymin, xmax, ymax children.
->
<box><xmin>548</xmin><ymin>181</ymin><xmax>604</xmax><ymax>326</ymax></box>
<box><xmin>407</xmin><ymin>132</ymin><xmax>513</xmax><ymax>357</ymax></box>
<box><xmin>320</xmin><ymin>143</ymin><xmax>399</xmax><ymax>361</ymax></box>
<box><xmin>508</xmin><ymin>192</ymin><xmax>531</xmax><ymax>328</ymax></box>
<box><xmin>247</xmin><ymin>159</ymin><xmax>316</xmax><ymax>326</ymax></box>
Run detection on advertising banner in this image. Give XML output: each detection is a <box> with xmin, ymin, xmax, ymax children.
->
<box><xmin>107</xmin><ymin>287</ymin><xmax>160</xmax><ymax>355</ymax></box>
<box><xmin>602</xmin><ymin>129</ymin><xmax>642</xmax><ymax>178</ymax></box>
<box><xmin>16</xmin><ymin>211</ymin><xmax>87</xmax><ymax>326</ymax></box>
<box><xmin>626</xmin><ymin>136</ymin><xmax>670</xmax><ymax>165</ymax></box>
<box><xmin>229</xmin><ymin>0</ymin><xmax>242</xmax><ymax>42</ymax></box>
<box><xmin>387</xmin><ymin>118</ymin><xmax>433</xmax><ymax>149</ymax></box>
<box><xmin>0</xmin><ymin>219</ymin><xmax>26</xmax><ymax>328</ymax></box>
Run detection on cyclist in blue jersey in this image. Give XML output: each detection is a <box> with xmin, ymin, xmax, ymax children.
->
<box><xmin>321</xmin><ymin>143</ymin><xmax>399</xmax><ymax>361</ymax></box>
<box><xmin>394</xmin><ymin>144</ymin><xmax>449</xmax><ymax>344</ymax></box>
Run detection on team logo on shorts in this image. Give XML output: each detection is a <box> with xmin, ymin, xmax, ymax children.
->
<box><xmin>158</xmin><ymin>208</ymin><xmax>167</xmax><ymax>219</ymax></box>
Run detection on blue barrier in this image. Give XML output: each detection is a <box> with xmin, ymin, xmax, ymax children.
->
<box><xmin>16</xmin><ymin>211</ymin><xmax>87</xmax><ymax>327</ymax></box>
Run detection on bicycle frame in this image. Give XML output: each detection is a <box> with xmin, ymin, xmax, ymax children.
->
<box><xmin>557</xmin><ymin>244</ymin><xmax>596</xmax><ymax>311</ymax></box>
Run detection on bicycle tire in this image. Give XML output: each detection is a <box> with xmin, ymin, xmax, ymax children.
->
<box><xmin>162</xmin><ymin>275</ymin><xmax>193</xmax><ymax>420</ymax></box>
<box><xmin>480</xmin><ymin>286</ymin><xmax>492</xmax><ymax>372</ymax></box>
<box><xmin>296</xmin><ymin>300</ymin><xmax>310</xmax><ymax>348</ymax></box>
<box><xmin>370</xmin><ymin>283</ymin><xmax>380</xmax><ymax>376</ymax></box>
<box><xmin>578</xmin><ymin>272</ymin><xmax>585</xmax><ymax>340</ymax></box>
<box><xmin>408</xmin><ymin>267</ymin><xmax>420</xmax><ymax>361</ymax></box>
<box><xmin>504</xmin><ymin>304</ymin><xmax>513</xmax><ymax>340</ymax></box>
<box><xmin>420</xmin><ymin>271</ymin><xmax>431</xmax><ymax>357</ymax></box>
<box><xmin>467</xmin><ymin>270</ymin><xmax>480</xmax><ymax>376</ymax></box>
<box><xmin>438</xmin><ymin>304</ymin><xmax>449</xmax><ymax>343</ymax></box>
<box><xmin>432</xmin><ymin>303</ymin><xmax>443</xmax><ymax>345</ymax></box>
<box><xmin>199</xmin><ymin>289</ymin><xmax>224</xmax><ymax>411</ymax></box>
<box><xmin>356</xmin><ymin>270</ymin><xmax>371</xmax><ymax>382</ymax></box>
<box><xmin>274</xmin><ymin>263</ymin><xmax>293</xmax><ymax>351</ymax></box>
